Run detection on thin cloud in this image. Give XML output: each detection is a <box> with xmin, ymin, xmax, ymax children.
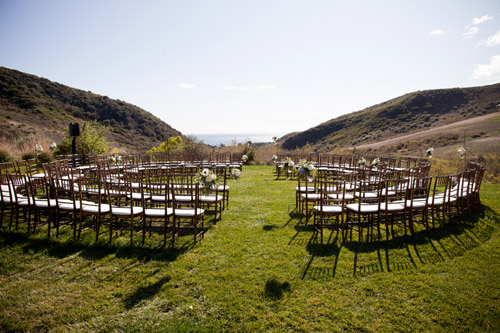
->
<box><xmin>471</xmin><ymin>55</ymin><xmax>500</xmax><ymax>79</ymax></box>
<box><xmin>177</xmin><ymin>82</ymin><xmax>196</xmax><ymax>89</ymax></box>
<box><xmin>472</xmin><ymin>15</ymin><xmax>493</xmax><ymax>25</ymax></box>
<box><xmin>486</xmin><ymin>31</ymin><xmax>500</xmax><ymax>47</ymax></box>
<box><xmin>463</xmin><ymin>26</ymin><xmax>479</xmax><ymax>38</ymax></box>
<box><xmin>428</xmin><ymin>29</ymin><xmax>445</xmax><ymax>36</ymax></box>
<box><xmin>222</xmin><ymin>85</ymin><xmax>277</xmax><ymax>92</ymax></box>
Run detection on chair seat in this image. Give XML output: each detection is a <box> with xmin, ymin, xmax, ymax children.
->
<box><xmin>111</xmin><ymin>206</ymin><xmax>143</xmax><ymax>216</ymax></box>
<box><xmin>144</xmin><ymin>207</ymin><xmax>173</xmax><ymax>217</ymax></box>
<box><xmin>200</xmin><ymin>195</ymin><xmax>223</xmax><ymax>203</ymax></box>
<box><xmin>296</xmin><ymin>186</ymin><xmax>315</xmax><ymax>192</ymax></box>
<box><xmin>127</xmin><ymin>192</ymin><xmax>151</xmax><ymax>201</ymax></box>
<box><xmin>346</xmin><ymin>203</ymin><xmax>380</xmax><ymax>213</ymax></box>
<box><xmin>34</xmin><ymin>198</ymin><xmax>57</xmax><ymax>208</ymax></box>
<box><xmin>355</xmin><ymin>191</ymin><xmax>379</xmax><ymax>199</ymax></box>
<box><xmin>151</xmin><ymin>194</ymin><xmax>171</xmax><ymax>202</ymax></box>
<box><xmin>380</xmin><ymin>202</ymin><xmax>405</xmax><ymax>212</ymax></box>
<box><xmin>81</xmin><ymin>203</ymin><xmax>111</xmax><ymax>214</ymax></box>
<box><xmin>301</xmin><ymin>193</ymin><xmax>322</xmax><ymax>200</ymax></box>
<box><xmin>327</xmin><ymin>193</ymin><xmax>354</xmax><ymax>201</ymax></box>
<box><xmin>313</xmin><ymin>205</ymin><xmax>342</xmax><ymax>214</ymax></box>
<box><xmin>174</xmin><ymin>208</ymin><xmax>205</xmax><ymax>217</ymax></box>
<box><xmin>173</xmin><ymin>195</ymin><xmax>195</xmax><ymax>202</ymax></box>
<box><xmin>217</xmin><ymin>185</ymin><xmax>229</xmax><ymax>191</ymax></box>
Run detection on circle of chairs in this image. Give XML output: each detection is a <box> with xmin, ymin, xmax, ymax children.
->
<box><xmin>0</xmin><ymin>154</ymin><xmax>243</xmax><ymax>247</ymax></box>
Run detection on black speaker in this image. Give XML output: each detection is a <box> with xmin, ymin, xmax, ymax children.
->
<box><xmin>69</xmin><ymin>123</ymin><xmax>80</xmax><ymax>136</ymax></box>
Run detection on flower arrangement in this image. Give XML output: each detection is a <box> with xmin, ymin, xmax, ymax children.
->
<box><xmin>426</xmin><ymin>147</ymin><xmax>434</xmax><ymax>159</ymax></box>
<box><xmin>35</xmin><ymin>143</ymin><xmax>44</xmax><ymax>154</ymax></box>
<box><xmin>457</xmin><ymin>146</ymin><xmax>466</xmax><ymax>160</ymax></box>
<box><xmin>49</xmin><ymin>142</ymin><xmax>57</xmax><ymax>152</ymax></box>
<box><xmin>358</xmin><ymin>157</ymin><xmax>366</xmax><ymax>167</ymax></box>
<box><xmin>241</xmin><ymin>155</ymin><xmax>248</xmax><ymax>164</ymax></box>
<box><xmin>231</xmin><ymin>168</ymin><xmax>242</xmax><ymax>181</ymax></box>
<box><xmin>108</xmin><ymin>155</ymin><xmax>122</xmax><ymax>165</ymax></box>
<box><xmin>371</xmin><ymin>157</ymin><xmax>381</xmax><ymax>168</ymax></box>
<box><xmin>272</xmin><ymin>154</ymin><xmax>278</xmax><ymax>163</ymax></box>
<box><xmin>283</xmin><ymin>157</ymin><xmax>295</xmax><ymax>177</ymax></box>
<box><xmin>297</xmin><ymin>160</ymin><xmax>317</xmax><ymax>181</ymax></box>
<box><xmin>198</xmin><ymin>168</ymin><xmax>218</xmax><ymax>195</ymax></box>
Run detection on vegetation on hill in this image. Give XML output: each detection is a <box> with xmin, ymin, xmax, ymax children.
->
<box><xmin>0</xmin><ymin>67</ymin><xmax>182</xmax><ymax>152</ymax></box>
<box><xmin>281</xmin><ymin>83</ymin><xmax>500</xmax><ymax>152</ymax></box>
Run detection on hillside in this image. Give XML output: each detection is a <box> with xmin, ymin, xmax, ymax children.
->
<box><xmin>0</xmin><ymin>67</ymin><xmax>182</xmax><ymax>152</ymax></box>
<box><xmin>281</xmin><ymin>83</ymin><xmax>500</xmax><ymax>152</ymax></box>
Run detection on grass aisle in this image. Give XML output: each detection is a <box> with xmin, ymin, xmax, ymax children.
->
<box><xmin>0</xmin><ymin>166</ymin><xmax>499</xmax><ymax>331</ymax></box>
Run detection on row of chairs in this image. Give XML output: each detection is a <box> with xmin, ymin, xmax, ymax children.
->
<box><xmin>1</xmin><ymin>162</ymin><xmax>234</xmax><ymax>247</ymax></box>
<box><xmin>299</xmin><ymin>164</ymin><xmax>485</xmax><ymax>243</ymax></box>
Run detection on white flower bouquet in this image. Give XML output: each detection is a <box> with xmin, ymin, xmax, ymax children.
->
<box><xmin>298</xmin><ymin>160</ymin><xmax>317</xmax><ymax>181</ymax></box>
<box><xmin>198</xmin><ymin>168</ymin><xmax>218</xmax><ymax>195</ymax></box>
<box><xmin>272</xmin><ymin>154</ymin><xmax>278</xmax><ymax>163</ymax></box>
<box><xmin>283</xmin><ymin>157</ymin><xmax>295</xmax><ymax>178</ymax></box>
<box><xmin>241</xmin><ymin>155</ymin><xmax>248</xmax><ymax>164</ymax></box>
<box><xmin>371</xmin><ymin>157</ymin><xmax>381</xmax><ymax>168</ymax></box>
<box><xmin>457</xmin><ymin>146</ymin><xmax>466</xmax><ymax>160</ymax></box>
<box><xmin>49</xmin><ymin>142</ymin><xmax>57</xmax><ymax>152</ymax></box>
<box><xmin>231</xmin><ymin>168</ymin><xmax>241</xmax><ymax>181</ymax></box>
<box><xmin>358</xmin><ymin>157</ymin><xmax>366</xmax><ymax>167</ymax></box>
<box><xmin>35</xmin><ymin>143</ymin><xmax>44</xmax><ymax>154</ymax></box>
<box><xmin>426</xmin><ymin>147</ymin><xmax>434</xmax><ymax>158</ymax></box>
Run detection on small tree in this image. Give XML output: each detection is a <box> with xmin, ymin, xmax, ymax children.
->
<box><xmin>54</xmin><ymin>121</ymin><xmax>109</xmax><ymax>157</ymax></box>
<box><xmin>148</xmin><ymin>136</ymin><xmax>184</xmax><ymax>154</ymax></box>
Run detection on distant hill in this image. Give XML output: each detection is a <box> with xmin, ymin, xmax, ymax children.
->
<box><xmin>0</xmin><ymin>67</ymin><xmax>182</xmax><ymax>152</ymax></box>
<box><xmin>281</xmin><ymin>83</ymin><xmax>500</xmax><ymax>152</ymax></box>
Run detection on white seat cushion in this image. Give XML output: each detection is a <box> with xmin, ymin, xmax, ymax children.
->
<box><xmin>144</xmin><ymin>207</ymin><xmax>173</xmax><ymax>217</ymax></box>
<box><xmin>301</xmin><ymin>193</ymin><xmax>322</xmax><ymax>200</ymax></box>
<box><xmin>174</xmin><ymin>208</ymin><xmax>205</xmax><ymax>217</ymax></box>
<box><xmin>346</xmin><ymin>203</ymin><xmax>380</xmax><ymax>213</ymax></box>
<box><xmin>81</xmin><ymin>203</ymin><xmax>111</xmax><ymax>214</ymax></box>
<box><xmin>327</xmin><ymin>193</ymin><xmax>354</xmax><ymax>201</ymax></box>
<box><xmin>111</xmin><ymin>206</ymin><xmax>143</xmax><ymax>216</ymax></box>
<box><xmin>200</xmin><ymin>195</ymin><xmax>223</xmax><ymax>203</ymax></box>
<box><xmin>313</xmin><ymin>205</ymin><xmax>342</xmax><ymax>213</ymax></box>
<box><xmin>380</xmin><ymin>202</ymin><xmax>405</xmax><ymax>212</ymax></box>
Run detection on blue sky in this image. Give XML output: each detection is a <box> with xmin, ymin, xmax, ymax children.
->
<box><xmin>1</xmin><ymin>0</ymin><xmax>499</xmax><ymax>140</ymax></box>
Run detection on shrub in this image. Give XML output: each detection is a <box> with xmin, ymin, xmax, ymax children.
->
<box><xmin>22</xmin><ymin>152</ymin><xmax>36</xmax><ymax>160</ymax></box>
<box><xmin>37</xmin><ymin>152</ymin><xmax>53</xmax><ymax>166</ymax></box>
<box><xmin>0</xmin><ymin>150</ymin><xmax>13</xmax><ymax>163</ymax></box>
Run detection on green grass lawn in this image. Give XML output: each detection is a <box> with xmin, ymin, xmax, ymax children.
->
<box><xmin>1</xmin><ymin>166</ymin><xmax>500</xmax><ymax>331</ymax></box>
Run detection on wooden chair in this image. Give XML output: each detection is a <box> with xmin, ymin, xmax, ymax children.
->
<box><xmin>312</xmin><ymin>179</ymin><xmax>347</xmax><ymax>243</ymax></box>
<box><xmin>171</xmin><ymin>181</ymin><xmax>204</xmax><ymax>245</ymax></box>
<box><xmin>346</xmin><ymin>178</ymin><xmax>383</xmax><ymax>240</ymax></box>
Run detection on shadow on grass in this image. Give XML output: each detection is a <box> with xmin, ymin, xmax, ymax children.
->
<box><xmin>263</xmin><ymin>278</ymin><xmax>291</xmax><ymax>300</ymax></box>
<box><xmin>299</xmin><ymin>204</ymin><xmax>499</xmax><ymax>279</ymax></box>
<box><xmin>0</xmin><ymin>231</ymin><xmax>189</xmax><ymax>263</ymax></box>
<box><xmin>124</xmin><ymin>275</ymin><xmax>171</xmax><ymax>309</ymax></box>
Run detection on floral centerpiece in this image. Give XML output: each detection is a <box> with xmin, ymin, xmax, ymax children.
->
<box><xmin>108</xmin><ymin>155</ymin><xmax>122</xmax><ymax>165</ymax></box>
<box><xmin>241</xmin><ymin>154</ymin><xmax>248</xmax><ymax>164</ymax></box>
<box><xmin>49</xmin><ymin>142</ymin><xmax>57</xmax><ymax>152</ymax></box>
<box><xmin>283</xmin><ymin>157</ymin><xmax>295</xmax><ymax>177</ymax></box>
<box><xmin>198</xmin><ymin>168</ymin><xmax>218</xmax><ymax>195</ymax></box>
<box><xmin>426</xmin><ymin>147</ymin><xmax>434</xmax><ymax>159</ymax></box>
<box><xmin>371</xmin><ymin>157</ymin><xmax>381</xmax><ymax>168</ymax></box>
<box><xmin>231</xmin><ymin>168</ymin><xmax>242</xmax><ymax>181</ymax></box>
<box><xmin>297</xmin><ymin>160</ymin><xmax>317</xmax><ymax>181</ymax></box>
<box><xmin>35</xmin><ymin>143</ymin><xmax>44</xmax><ymax>154</ymax></box>
<box><xmin>272</xmin><ymin>154</ymin><xmax>278</xmax><ymax>163</ymax></box>
<box><xmin>457</xmin><ymin>146</ymin><xmax>466</xmax><ymax>160</ymax></box>
<box><xmin>358</xmin><ymin>157</ymin><xmax>366</xmax><ymax>167</ymax></box>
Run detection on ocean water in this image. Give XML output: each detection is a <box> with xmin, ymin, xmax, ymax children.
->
<box><xmin>189</xmin><ymin>133</ymin><xmax>276</xmax><ymax>146</ymax></box>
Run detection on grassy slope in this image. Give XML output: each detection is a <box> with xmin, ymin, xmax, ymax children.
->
<box><xmin>1</xmin><ymin>166</ymin><xmax>499</xmax><ymax>331</ymax></box>
<box><xmin>281</xmin><ymin>83</ymin><xmax>500</xmax><ymax>152</ymax></box>
<box><xmin>0</xmin><ymin>67</ymin><xmax>182</xmax><ymax>152</ymax></box>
